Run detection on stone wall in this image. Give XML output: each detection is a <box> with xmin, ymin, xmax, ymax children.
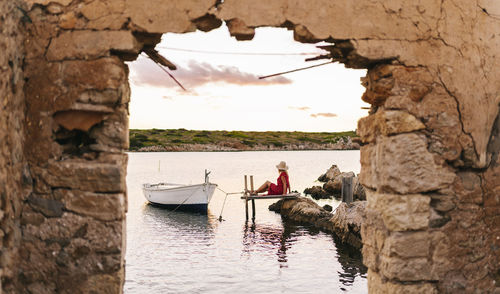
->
<box><xmin>0</xmin><ymin>0</ymin><xmax>27</xmax><ymax>292</ymax></box>
<box><xmin>0</xmin><ymin>0</ymin><xmax>497</xmax><ymax>293</ymax></box>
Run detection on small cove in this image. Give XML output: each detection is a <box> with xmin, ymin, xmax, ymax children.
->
<box><xmin>125</xmin><ymin>151</ymin><xmax>367</xmax><ymax>293</ymax></box>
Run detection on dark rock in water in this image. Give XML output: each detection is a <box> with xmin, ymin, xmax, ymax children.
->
<box><xmin>323</xmin><ymin>204</ymin><xmax>333</xmax><ymax>212</ymax></box>
<box><xmin>304</xmin><ymin>186</ymin><xmax>330</xmax><ymax>199</ymax></box>
<box><xmin>269</xmin><ymin>198</ymin><xmax>366</xmax><ymax>249</ymax></box>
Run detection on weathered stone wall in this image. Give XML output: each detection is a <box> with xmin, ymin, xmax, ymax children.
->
<box><xmin>3</xmin><ymin>0</ymin><xmax>497</xmax><ymax>293</ymax></box>
<box><xmin>0</xmin><ymin>1</ymin><xmax>27</xmax><ymax>292</ymax></box>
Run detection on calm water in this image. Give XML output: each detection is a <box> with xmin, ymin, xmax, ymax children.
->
<box><xmin>125</xmin><ymin>151</ymin><xmax>367</xmax><ymax>293</ymax></box>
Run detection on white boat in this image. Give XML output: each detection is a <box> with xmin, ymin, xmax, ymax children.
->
<box><xmin>142</xmin><ymin>170</ymin><xmax>217</xmax><ymax>212</ymax></box>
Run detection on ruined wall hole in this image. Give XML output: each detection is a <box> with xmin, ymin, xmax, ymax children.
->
<box><xmin>10</xmin><ymin>1</ymin><xmax>500</xmax><ymax>293</ymax></box>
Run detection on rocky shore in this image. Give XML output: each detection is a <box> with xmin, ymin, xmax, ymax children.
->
<box><xmin>304</xmin><ymin>165</ymin><xmax>366</xmax><ymax>200</ymax></box>
<box><xmin>269</xmin><ymin>197</ymin><xmax>366</xmax><ymax>249</ymax></box>
<box><xmin>134</xmin><ymin>137</ymin><xmax>360</xmax><ymax>152</ymax></box>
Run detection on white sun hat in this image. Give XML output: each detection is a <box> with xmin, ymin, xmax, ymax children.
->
<box><xmin>276</xmin><ymin>161</ymin><xmax>289</xmax><ymax>171</ymax></box>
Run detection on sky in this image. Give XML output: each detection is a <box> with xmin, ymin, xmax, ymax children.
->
<box><xmin>127</xmin><ymin>24</ymin><xmax>370</xmax><ymax>132</ymax></box>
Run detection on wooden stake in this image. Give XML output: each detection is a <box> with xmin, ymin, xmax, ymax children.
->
<box><xmin>250</xmin><ymin>176</ymin><xmax>255</xmax><ymax>220</ymax></box>
<box><xmin>244</xmin><ymin>175</ymin><xmax>249</xmax><ymax>220</ymax></box>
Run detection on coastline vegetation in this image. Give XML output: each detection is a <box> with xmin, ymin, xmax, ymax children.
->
<box><xmin>129</xmin><ymin>129</ymin><xmax>357</xmax><ymax>151</ymax></box>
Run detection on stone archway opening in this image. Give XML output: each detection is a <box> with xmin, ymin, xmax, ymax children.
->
<box><xmin>3</xmin><ymin>1</ymin><xmax>498</xmax><ymax>293</ymax></box>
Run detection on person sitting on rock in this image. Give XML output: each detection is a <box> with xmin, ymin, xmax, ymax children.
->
<box><xmin>252</xmin><ymin>161</ymin><xmax>291</xmax><ymax>196</ymax></box>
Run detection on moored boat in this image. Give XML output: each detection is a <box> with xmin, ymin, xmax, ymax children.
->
<box><xmin>142</xmin><ymin>170</ymin><xmax>217</xmax><ymax>212</ymax></box>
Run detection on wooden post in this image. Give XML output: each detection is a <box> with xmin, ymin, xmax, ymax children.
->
<box><xmin>244</xmin><ymin>175</ymin><xmax>249</xmax><ymax>220</ymax></box>
<box><xmin>341</xmin><ymin>176</ymin><xmax>353</xmax><ymax>204</ymax></box>
<box><xmin>250</xmin><ymin>175</ymin><xmax>255</xmax><ymax>220</ymax></box>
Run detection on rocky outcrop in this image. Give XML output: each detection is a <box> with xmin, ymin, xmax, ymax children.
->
<box><xmin>304</xmin><ymin>165</ymin><xmax>366</xmax><ymax>201</ymax></box>
<box><xmin>269</xmin><ymin>198</ymin><xmax>365</xmax><ymax>249</ymax></box>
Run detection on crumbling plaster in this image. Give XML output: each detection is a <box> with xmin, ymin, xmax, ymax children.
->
<box><xmin>0</xmin><ymin>0</ymin><xmax>496</xmax><ymax>293</ymax></box>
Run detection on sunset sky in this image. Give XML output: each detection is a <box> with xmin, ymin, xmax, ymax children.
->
<box><xmin>127</xmin><ymin>24</ymin><xmax>369</xmax><ymax>132</ymax></box>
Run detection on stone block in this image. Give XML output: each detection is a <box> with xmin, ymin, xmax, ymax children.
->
<box><xmin>56</xmin><ymin>189</ymin><xmax>125</xmax><ymax>221</ymax></box>
<box><xmin>80</xmin><ymin>0</ymin><xmax>128</xmax><ymax>30</ymax></box>
<box><xmin>368</xmin><ymin>269</ymin><xmax>438</xmax><ymax>294</ymax></box>
<box><xmin>46</xmin><ymin>30</ymin><xmax>141</xmax><ymax>61</ymax></box>
<box><xmin>62</xmin><ymin>57</ymin><xmax>127</xmax><ymax>93</ymax></box>
<box><xmin>27</xmin><ymin>194</ymin><xmax>64</xmax><ymax>217</ymax></box>
<box><xmin>44</xmin><ymin>159</ymin><xmax>126</xmax><ymax>193</ymax></box>
<box><xmin>360</xmin><ymin>134</ymin><xmax>456</xmax><ymax>194</ymax></box>
<box><xmin>367</xmin><ymin>190</ymin><xmax>430</xmax><ymax>231</ymax></box>
<box><xmin>90</xmin><ymin>106</ymin><xmax>129</xmax><ymax>151</ymax></box>
<box><xmin>358</xmin><ymin>110</ymin><xmax>425</xmax><ymax>143</ymax></box>
<box><xmin>382</xmin><ymin>231</ymin><xmax>430</xmax><ymax>258</ymax></box>
<box><xmin>226</xmin><ymin>18</ymin><xmax>255</xmax><ymax>40</ymax></box>
<box><xmin>379</xmin><ymin>255</ymin><xmax>432</xmax><ymax>281</ymax></box>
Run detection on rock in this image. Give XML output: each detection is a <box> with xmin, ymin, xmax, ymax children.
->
<box><xmin>318</xmin><ymin>165</ymin><xmax>341</xmax><ymax>182</ymax></box>
<box><xmin>27</xmin><ymin>195</ymin><xmax>64</xmax><ymax>217</ymax></box>
<box><xmin>46</xmin><ymin>30</ymin><xmax>141</xmax><ymax>61</ymax></box>
<box><xmin>329</xmin><ymin>201</ymin><xmax>366</xmax><ymax>248</ymax></box>
<box><xmin>226</xmin><ymin>18</ymin><xmax>255</xmax><ymax>40</ymax></box>
<box><xmin>359</xmin><ymin>133</ymin><xmax>456</xmax><ymax>194</ymax></box>
<box><xmin>303</xmin><ymin>186</ymin><xmax>329</xmax><ymax>199</ymax></box>
<box><xmin>323</xmin><ymin>171</ymin><xmax>356</xmax><ymax>195</ymax></box>
<box><xmin>269</xmin><ymin>197</ymin><xmax>365</xmax><ymax>249</ymax></box>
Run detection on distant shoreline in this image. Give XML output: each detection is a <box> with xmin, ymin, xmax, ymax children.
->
<box><xmin>129</xmin><ymin>129</ymin><xmax>360</xmax><ymax>152</ymax></box>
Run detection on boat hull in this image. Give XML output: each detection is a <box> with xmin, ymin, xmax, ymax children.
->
<box><xmin>142</xmin><ymin>183</ymin><xmax>217</xmax><ymax>212</ymax></box>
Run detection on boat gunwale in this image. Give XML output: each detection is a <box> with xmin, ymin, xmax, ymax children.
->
<box><xmin>143</xmin><ymin>182</ymin><xmax>218</xmax><ymax>192</ymax></box>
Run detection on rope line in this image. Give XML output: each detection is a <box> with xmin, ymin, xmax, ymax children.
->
<box><xmin>216</xmin><ymin>187</ymin><xmax>243</xmax><ymax>221</ymax></box>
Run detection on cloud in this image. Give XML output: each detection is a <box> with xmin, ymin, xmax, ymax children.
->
<box><xmin>129</xmin><ymin>58</ymin><xmax>292</xmax><ymax>91</ymax></box>
<box><xmin>310</xmin><ymin>112</ymin><xmax>337</xmax><ymax>118</ymax></box>
<box><xmin>288</xmin><ymin>106</ymin><xmax>311</xmax><ymax>111</ymax></box>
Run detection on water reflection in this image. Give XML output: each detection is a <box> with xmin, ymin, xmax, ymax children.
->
<box><xmin>241</xmin><ymin>217</ymin><xmax>367</xmax><ymax>289</ymax></box>
<box><xmin>141</xmin><ymin>204</ymin><xmax>217</xmax><ymax>240</ymax></box>
<box><xmin>332</xmin><ymin>233</ymin><xmax>367</xmax><ymax>289</ymax></box>
<box><xmin>242</xmin><ymin>221</ymin><xmax>302</xmax><ymax>267</ymax></box>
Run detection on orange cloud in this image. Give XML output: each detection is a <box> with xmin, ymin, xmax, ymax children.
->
<box><xmin>310</xmin><ymin>113</ymin><xmax>337</xmax><ymax>118</ymax></box>
<box><xmin>129</xmin><ymin>58</ymin><xmax>292</xmax><ymax>90</ymax></box>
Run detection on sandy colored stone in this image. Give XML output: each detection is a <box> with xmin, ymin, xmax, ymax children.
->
<box><xmin>382</xmin><ymin>231</ymin><xmax>430</xmax><ymax>258</ymax></box>
<box><xmin>57</xmin><ymin>189</ymin><xmax>126</xmax><ymax>221</ymax></box>
<box><xmin>367</xmin><ymin>190</ymin><xmax>430</xmax><ymax>231</ymax></box>
<box><xmin>368</xmin><ymin>269</ymin><xmax>438</xmax><ymax>294</ymax></box>
<box><xmin>44</xmin><ymin>160</ymin><xmax>126</xmax><ymax>193</ymax></box>
<box><xmin>59</xmin><ymin>11</ymin><xmax>78</xmax><ymax>29</ymax></box>
<box><xmin>360</xmin><ymin>133</ymin><xmax>456</xmax><ymax>194</ymax></box>
<box><xmin>53</xmin><ymin>110</ymin><xmax>106</xmax><ymax>132</ymax></box>
<box><xmin>379</xmin><ymin>255</ymin><xmax>431</xmax><ymax>281</ymax></box>
<box><xmin>25</xmin><ymin>0</ymin><xmax>72</xmax><ymax>9</ymax></box>
<box><xmin>46</xmin><ymin>30</ymin><xmax>141</xmax><ymax>61</ymax></box>
<box><xmin>81</xmin><ymin>0</ymin><xmax>128</xmax><ymax>30</ymax></box>
<box><xmin>358</xmin><ymin>110</ymin><xmax>425</xmax><ymax>143</ymax></box>
<box><xmin>125</xmin><ymin>0</ymin><xmax>216</xmax><ymax>33</ymax></box>
<box><xmin>226</xmin><ymin>18</ymin><xmax>255</xmax><ymax>40</ymax></box>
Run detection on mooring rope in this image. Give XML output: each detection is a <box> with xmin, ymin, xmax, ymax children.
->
<box><xmin>216</xmin><ymin>187</ymin><xmax>243</xmax><ymax>221</ymax></box>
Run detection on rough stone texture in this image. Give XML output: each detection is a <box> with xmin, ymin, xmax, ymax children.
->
<box><xmin>358</xmin><ymin>110</ymin><xmax>426</xmax><ymax>143</ymax></box>
<box><xmin>0</xmin><ymin>0</ymin><xmax>28</xmax><ymax>291</ymax></box>
<box><xmin>367</xmin><ymin>190</ymin><xmax>430</xmax><ymax>231</ymax></box>
<box><xmin>0</xmin><ymin>0</ymin><xmax>495</xmax><ymax>292</ymax></box>
<box><xmin>269</xmin><ymin>198</ymin><xmax>365</xmax><ymax>249</ymax></box>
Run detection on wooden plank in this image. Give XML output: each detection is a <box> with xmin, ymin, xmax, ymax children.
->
<box><xmin>240</xmin><ymin>193</ymin><xmax>300</xmax><ymax>200</ymax></box>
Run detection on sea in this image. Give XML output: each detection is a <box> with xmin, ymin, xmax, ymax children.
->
<box><xmin>125</xmin><ymin>150</ymin><xmax>367</xmax><ymax>293</ymax></box>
